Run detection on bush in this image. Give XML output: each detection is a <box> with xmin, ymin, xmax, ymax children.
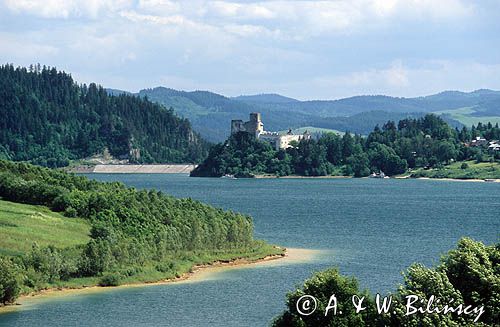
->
<box><xmin>63</xmin><ymin>206</ymin><xmax>78</xmax><ymax>217</ymax></box>
<box><xmin>0</xmin><ymin>257</ymin><xmax>20</xmax><ymax>304</ymax></box>
<box><xmin>98</xmin><ymin>273</ymin><xmax>122</xmax><ymax>287</ymax></box>
<box><xmin>461</xmin><ymin>162</ymin><xmax>469</xmax><ymax>169</ymax></box>
<box><xmin>155</xmin><ymin>261</ymin><xmax>176</xmax><ymax>273</ymax></box>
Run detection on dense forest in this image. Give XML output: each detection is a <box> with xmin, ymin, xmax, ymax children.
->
<box><xmin>0</xmin><ymin>160</ymin><xmax>279</xmax><ymax>304</ymax></box>
<box><xmin>0</xmin><ymin>64</ymin><xmax>209</xmax><ymax>167</ymax></box>
<box><xmin>272</xmin><ymin>238</ymin><xmax>499</xmax><ymax>326</ymax></box>
<box><xmin>191</xmin><ymin>114</ymin><xmax>500</xmax><ymax>178</ymax></box>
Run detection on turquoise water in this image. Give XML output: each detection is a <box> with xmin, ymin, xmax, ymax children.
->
<box><xmin>1</xmin><ymin>176</ymin><xmax>499</xmax><ymax>326</ymax></box>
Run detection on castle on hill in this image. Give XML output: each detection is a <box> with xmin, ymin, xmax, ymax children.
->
<box><xmin>231</xmin><ymin>113</ymin><xmax>311</xmax><ymax>150</ymax></box>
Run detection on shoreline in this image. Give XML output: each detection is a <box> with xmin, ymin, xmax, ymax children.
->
<box><xmin>250</xmin><ymin>174</ymin><xmax>499</xmax><ymax>182</ymax></box>
<box><xmin>253</xmin><ymin>174</ymin><xmax>351</xmax><ymax>179</ymax></box>
<box><xmin>0</xmin><ymin>248</ymin><xmax>319</xmax><ymax>313</ymax></box>
<box><xmin>414</xmin><ymin>177</ymin><xmax>500</xmax><ymax>183</ymax></box>
<box><xmin>68</xmin><ymin>165</ymin><xmax>498</xmax><ymax>182</ymax></box>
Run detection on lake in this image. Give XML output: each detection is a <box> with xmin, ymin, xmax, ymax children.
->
<box><xmin>1</xmin><ymin>175</ymin><xmax>499</xmax><ymax>326</ymax></box>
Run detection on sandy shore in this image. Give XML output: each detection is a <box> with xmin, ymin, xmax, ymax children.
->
<box><xmin>416</xmin><ymin>177</ymin><xmax>500</xmax><ymax>183</ymax></box>
<box><xmin>252</xmin><ymin>174</ymin><xmax>500</xmax><ymax>182</ymax></box>
<box><xmin>0</xmin><ymin>248</ymin><xmax>320</xmax><ymax>313</ymax></box>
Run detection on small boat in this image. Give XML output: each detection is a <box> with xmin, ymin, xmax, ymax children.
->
<box><xmin>369</xmin><ymin>171</ymin><xmax>388</xmax><ymax>179</ymax></box>
<box><xmin>484</xmin><ymin>179</ymin><xmax>496</xmax><ymax>182</ymax></box>
<box><xmin>221</xmin><ymin>174</ymin><xmax>236</xmax><ymax>179</ymax></box>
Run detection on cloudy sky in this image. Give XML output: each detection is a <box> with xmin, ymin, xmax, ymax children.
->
<box><xmin>1</xmin><ymin>0</ymin><xmax>499</xmax><ymax>100</ymax></box>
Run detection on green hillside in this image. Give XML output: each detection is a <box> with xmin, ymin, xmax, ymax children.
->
<box><xmin>437</xmin><ymin>107</ymin><xmax>500</xmax><ymax>126</ymax></box>
<box><xmin>0</xmin><ymin>64</ymin><xmax>209</xmax><ymax>167</ymax></box>
<box><xmin>192</xmin><ymin>114</ymin><xmax>500</xmax><ymax>178</ymax></box>
<box><xmin>137</xmin><ymin>87</ymin><xmax>315</xmax><ymax>142</ymax></box>
<box><xmin>0</xmin><ymin>200</ymin><xmax>90</xmax><ymax>256</ymax></box>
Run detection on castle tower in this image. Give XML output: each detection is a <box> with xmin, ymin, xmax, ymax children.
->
<box><xmin>248</xmin><ymin>113</ymin><xmax>264</xmax><ymax>137</ymax></box>
<box><xmin>230</xmin><ymin>113</ymin><xmax>264</xmax><ymax>137</ymax></box>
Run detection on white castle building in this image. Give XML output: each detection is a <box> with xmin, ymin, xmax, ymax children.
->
<box><xmin>231</xmin><ymin>113</ymin><xmax>311</xmax><ymax>150</ymax></box>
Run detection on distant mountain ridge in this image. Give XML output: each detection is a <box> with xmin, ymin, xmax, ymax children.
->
<box><xmin>109</xmin><ymin>86</ymin><xmax>500</xmax><ymax>142</ymax></box>
<box><xmin>136</xmin><ymin>87</ymin><xmax>312</xmax><ymax>142</ymax></box>
<box><xmin>232</xmin><ymin>93</ymin><xmax>299</xmax><ymax>104</ymax></box>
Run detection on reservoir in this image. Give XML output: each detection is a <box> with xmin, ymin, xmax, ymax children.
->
<box><xmin>1</xmin><ymin>176</ymin><xmax>498</xmax><ymax>326</ymax></box>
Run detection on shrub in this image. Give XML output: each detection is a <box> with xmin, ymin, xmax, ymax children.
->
<box><xmin>98</xmin><ymin>273</ymin><xmax>122</xmax><ymax>287</ymax></box>
<box><xmin>155</xmin><ymin>261</ymin><xmax>176</xmax><ymax>273</ymax></box>
<box><xmin>0</xmin><ymin>257</ymin><xmax>20</xmax><ymax>304</ymax></box>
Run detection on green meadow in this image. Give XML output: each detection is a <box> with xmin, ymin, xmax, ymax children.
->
<box><xmin>0</xmin><ymin>200</ymin><xmax>90</xmax><ymax>256</ymax></box>
<box><xmin>436</xmin><ymin>107</ymin><xmax>500</xmax><ymax>126</ymax></box>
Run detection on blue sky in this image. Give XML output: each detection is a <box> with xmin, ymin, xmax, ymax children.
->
<box><xmin>1</xmin><ymin>0</ymin><xmax>499</xmax><ymax>100</ymax></box>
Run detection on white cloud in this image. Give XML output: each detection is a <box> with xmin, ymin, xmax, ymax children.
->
<box><xmin>137</xmin><ymin>0</ymin><xmax>180</xmax><ymax>15</ymax></box>
<box><xmin>3</xmin><ymin>0</ymin><xmax>474</xmax><ymax>31</ymax></box>
<box><xmin>209</xmin><ymin>1</ymin><xmax>276</xmax><ymax>19</ymax></box>
<box><xmin>300</xmin><ymin>60</ymin><xmax>500</xmax><ymax>99</ymax></box>
<box><xmin>119</xmin><ymin>11</ymin><xmax>188</xmax><ymax>26</ymax></box>
<box><xmin>0</xmin><ymin>32</ymin><xmax>59</xmax><ymax>60</ymax></box>
<box><xmin>201</xmin><ymin>0</ymin><xmax>474</xmax><ymax>37</ymax></box>
<box><xmin>4</xmin><ymin>0</ymin><xmax>133</xmax><ymax>19</ymax></box>
<box><xmin>0</xmin><ymin>0</ymin><xmax>495</xmax><ymax>99</ymax></box>
<box><xmin>369</xmin><ymin>0</ymin><xmax>473</xmax><ymax>18</ymax></box>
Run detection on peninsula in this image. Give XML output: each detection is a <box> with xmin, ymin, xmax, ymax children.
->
<box><xmin>191</xmin><ymin>113</ymin><xmax>500</xmax><ymax>179</ymax></box>
<box><xmin>0</xmin><ymin>160</ymin><xmax>283</xmax><ymax>307</ymax></box>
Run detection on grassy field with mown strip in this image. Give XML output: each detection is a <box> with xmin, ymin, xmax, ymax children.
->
<box><xmin>0</xmin><ymin>199</ymin><xmax>90</xmax><ymax>256</ymax></box>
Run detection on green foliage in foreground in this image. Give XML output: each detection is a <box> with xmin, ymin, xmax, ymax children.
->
<box><xmin>0</xmin><ymin>160</ymin><xmax>281</xmax><ymax>304</ymax></box>
<box><xmin>0</xmin><ymin>257</ymin><xmax>20</xmax><ymax>304</ymax></box>
<box><xmin>273</xmin><ymin>238</ymin><xmax>499</xmax><ymax>326</ymax></box>
<box><xmin>192</xmin><ymin>115</ymin><xmax>500</xmax><ymax>178</ymax></box>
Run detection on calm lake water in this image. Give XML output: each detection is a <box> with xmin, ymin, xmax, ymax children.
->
<box><xmin>1</xmin><ymin>175</ymin><xmax>499</xmax><ymax>326</ymax></box>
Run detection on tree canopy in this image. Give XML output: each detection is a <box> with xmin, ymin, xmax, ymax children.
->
<box><xmin>273</xmin><ymin>238</ymin><xmax>499</xmax><ymax>326</ymax></box>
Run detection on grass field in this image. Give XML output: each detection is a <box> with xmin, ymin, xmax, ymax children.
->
<box><xmin>436</xmin><ymin>107</ymin><xmax>500</xmax><ymax>126</ymax></box>
<box><xmin>410</xmin><ymin>160</ymin><xmax>500</xmax><ymax>179</ymax></box>
<box><xmin>0</xmin><ymin>200</ymin><xmax>90</xmax><ymax>256</ymax></box>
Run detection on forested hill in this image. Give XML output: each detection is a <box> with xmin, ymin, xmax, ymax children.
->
<box><xmin>191</xmin><ymin>114</ymin><xmax>500</xmax><ymax>178</ymax></box>
<box><xmin>0</xmin><ymin>64</ymin><xmax>209</xmax><ymax>167</ymax></box>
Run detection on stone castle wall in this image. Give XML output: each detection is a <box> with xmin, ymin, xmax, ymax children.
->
<box><xmin>231</xmin><ymin>113</ymin><xmax>310</xmax><ymax>150</ymax></box>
